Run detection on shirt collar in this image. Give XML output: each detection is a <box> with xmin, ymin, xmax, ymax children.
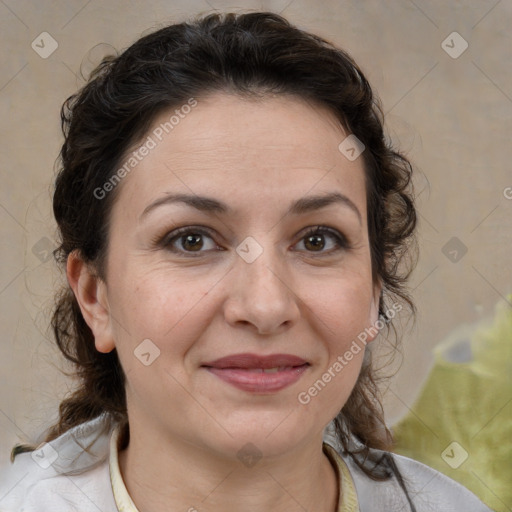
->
<box><xmin>109</xmin><ymin>424</ymin><xmax>359</xmax><ymax>512</ymax></box>
<box><xmin>109</xmin><ymin>424</ymin><xmax>140</xmax><ymax>512</ymax></box>
<box><xmin>323</xmin><ymin>442</ymin><xmax>360</xmax><ymax>511</ymax></box>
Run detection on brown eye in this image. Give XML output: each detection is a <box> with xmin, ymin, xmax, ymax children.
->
<box><xmin>304</xmin><ymin>234</ymin><xmax>326</xmax><ymax>251</ymax></box>
<box><xmin>160</xmin><ymin>227</ymin><xmax>219</xmax><ymax>256</ymax></box>
<box><xmin>181</xmin><ymin>233</ymin><xmax>204</xmax><ymax>251</ymax></box>
<box><xmin>295</xmin><ymin>226</ymin><xmax>349</xmax><ymax>254</ymax></box>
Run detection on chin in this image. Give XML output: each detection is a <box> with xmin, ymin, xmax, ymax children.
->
<box><xmin>203</xmin><ymin>411</ymin><xmax>316</xmax><ymax>458</ymax></box>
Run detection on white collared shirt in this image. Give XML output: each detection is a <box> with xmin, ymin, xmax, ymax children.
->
<box><xmin>0</xmin><ymin>413</ymin><xmax>493</xmax><ymax>511</ymax></box>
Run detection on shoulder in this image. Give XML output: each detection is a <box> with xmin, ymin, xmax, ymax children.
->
<box><xmin>0</xmin><ymin>414</ymin><xmax>117</xmax><ymax>512</ymax></box>
<box><xmin>339</xmin><ymin>445</ymin><xmax>493</xmax><ymax>512</ymax></box>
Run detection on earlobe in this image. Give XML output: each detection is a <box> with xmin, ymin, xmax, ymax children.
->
<box><xmin>66</xmin><ymin>250</ymin><xmax>116</xmax><ymax>354</ymax></box>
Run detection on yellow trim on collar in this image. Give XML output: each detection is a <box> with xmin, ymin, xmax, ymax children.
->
<box><xmin>323</xmin><ymin>442</ymin><xmax>360</xmax><ymax>512</ymax></box>
<box><xmin>109</xmin><ymin>425</ymin><xmax>140</xmax><ymax>512</ymax></box>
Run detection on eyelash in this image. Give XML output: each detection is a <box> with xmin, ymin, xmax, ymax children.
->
<box><xmin>154</xmin><ymin>225</ymin><xmax>350</xmax><ymax>257</ymax></box>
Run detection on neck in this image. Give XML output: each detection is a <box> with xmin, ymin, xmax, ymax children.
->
<box><xmin>117</xmin><ymin>419</ymin><xmax>339</xmax><ymax>512</ymax></box>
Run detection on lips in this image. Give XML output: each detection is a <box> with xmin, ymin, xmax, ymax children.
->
<box><xmin>203</xmin><ymin>353</ymin><xmax>308</xmax><ymax>369</ymax></box>
<box><xmin>201</xmin><ymin>353</ymin><xmax>309</xmax><ymax>393</ymax></box>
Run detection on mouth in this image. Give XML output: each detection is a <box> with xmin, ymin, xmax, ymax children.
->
<box><xmin>201</xmin><ymin>353</ymin><xmax>310</xmax><ymax>393</ymax></box>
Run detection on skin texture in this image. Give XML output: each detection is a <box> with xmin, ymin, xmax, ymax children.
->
<box><xmin>68</xmin><ymin>93</ymin><xmax>381</xmax><ymax>512</ymax></box>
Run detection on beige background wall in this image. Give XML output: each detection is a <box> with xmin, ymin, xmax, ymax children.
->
<box><xmin>1</xmin><ymin>0</ymin><xmax>511</xmax><ymax>477</ymax></box>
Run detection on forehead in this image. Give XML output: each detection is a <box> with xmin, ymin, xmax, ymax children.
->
<box><xmin>113</xmin><ymin>93</ymin><xmax>367</xmax><ymax>219</ymax></box>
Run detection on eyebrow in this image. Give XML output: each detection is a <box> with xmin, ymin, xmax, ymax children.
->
<box><xmin>140</xmin><ymin>191</ymin><xmax>362</xmax><ymax>224</ymax></box>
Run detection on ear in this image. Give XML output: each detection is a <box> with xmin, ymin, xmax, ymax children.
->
<box><xmin>66</xmin><ymin>250</ymin><xmax>115</xmax><ymax>354</ymax></box>
<box><xmin>366</xmin><ymin>280</ymin><xmax>383</xmax><ymax>344</ymax></box>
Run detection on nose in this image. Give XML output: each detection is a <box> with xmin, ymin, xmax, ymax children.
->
<box><xmin>223</xmin><ymin>243</ymin><xmax>301</xmax><ymax>335</ymax></box>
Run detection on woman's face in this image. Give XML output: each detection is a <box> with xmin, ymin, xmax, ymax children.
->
<box><xmin>92</xmin><ymin>92</ymin><xmax>380</xmax><ymax>459</ymax></box>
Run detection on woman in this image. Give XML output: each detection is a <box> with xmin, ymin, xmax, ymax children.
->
<box><xmin>0</xmin><ymin>11</ymin><xmax>492</xmax><ymax>512</ymax></box>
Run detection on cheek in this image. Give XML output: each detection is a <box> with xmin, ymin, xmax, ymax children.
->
<box><xmin>108</xmin><ymin>266</ymin><xmax>220</xmax><ymax>356</ymax></box>
<box><xmin>299</xmin><ymin>272</ymin><xmax>374</xmax><ymax>407</ymax></box>
<box><xmin>306</xmin><ymin>272</ymin><xmax>375</xmax><ymax>339</ymax></box>
<box><xmin>107</xmin><ymin>271</ymin><xmax>219</xmax><ymax>408</ymax></box>
<box><xmin>296</xmin><ymin>342</ymin><xmax>365</xmax><ymax>424</ymax></box>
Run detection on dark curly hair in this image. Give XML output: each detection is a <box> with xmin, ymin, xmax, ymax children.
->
<box><xmin>12</xmin><ymin>10</ymin><xmax>417</xmax><ymax>490</ymax></box>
